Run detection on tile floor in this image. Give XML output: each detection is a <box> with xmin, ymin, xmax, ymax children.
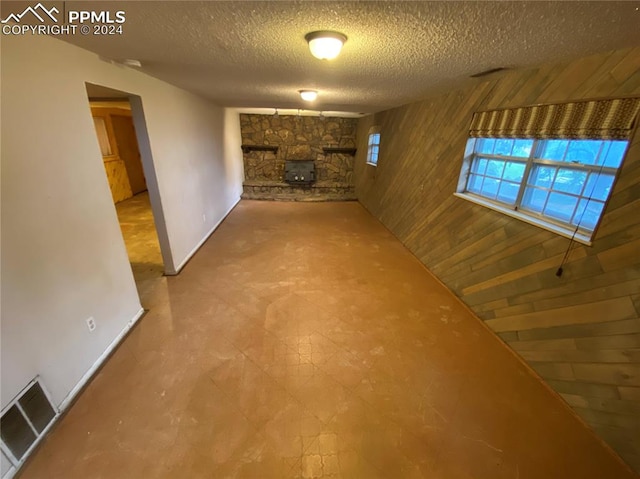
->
<box><xmin>18</xmin><ymin>201</ymin><xmax>634</xmax><ymax>478</ymax></box>
<box><xmin>115</xmin><ymin>191</ymin><xmax>164</xmax><ymax>301</ymax></box>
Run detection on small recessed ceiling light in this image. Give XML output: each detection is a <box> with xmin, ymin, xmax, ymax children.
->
<box><xmin>299</xmin><ymin>90</ymin><xmax>318</xmax><ymax>102</ymax></box>
<box><xmin>305</xmin><ymin>31</ymin><xmax>347</xmax><ymax>60</ymax></box>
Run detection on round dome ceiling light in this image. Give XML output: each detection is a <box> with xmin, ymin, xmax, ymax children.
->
<box><xmin>299</xmin><ymin>90</ymin><xmax>318</xmax><ymax>102</ymax></box>
<box><xmin>305</xmin><ymin>31</ymin><xmax>347</xmax><ymax>60</ymax></box>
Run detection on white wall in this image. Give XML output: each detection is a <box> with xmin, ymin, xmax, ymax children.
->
<box><xmin>223</xmin><ymin>108</ymin><xmax>246</xmax><ymax>198</ymax></box>
<box><xmin>0</xmin><ymin>33</ymin><xmax>243</xmax><ymax>409</ymax></box>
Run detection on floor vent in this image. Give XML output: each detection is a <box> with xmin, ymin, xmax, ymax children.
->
<box><xmin>1</xmin><ymin>378</ymin><xmax>57</xmax><ymax>474</ymax></box>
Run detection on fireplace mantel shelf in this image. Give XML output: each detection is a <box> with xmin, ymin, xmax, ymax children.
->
<box><xmin>241</xmin><ymin>144</ymin><xmax>279</xmax><ymax>154</ymax></box>
<box><xmin>322</xmin><ymin>147</ymin><xmax>357</xmax><ymax>155</ymax></box>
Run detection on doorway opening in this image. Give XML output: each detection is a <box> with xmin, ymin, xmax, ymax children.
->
<box><xmin>85</xmin><ymin>83</ymin><xmax>172</xmax><ymax>303</ymax></box>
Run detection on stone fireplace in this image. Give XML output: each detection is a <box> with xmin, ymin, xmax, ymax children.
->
<box><xmin>240</xmin><ymin>113</ymin><xmax>357</xmax><ymax>201</ymax></box>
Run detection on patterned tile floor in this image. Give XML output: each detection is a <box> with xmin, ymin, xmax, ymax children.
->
<box><xmin>114</xmin><ymin>191</ymin><xmax>165</xmax><ymax>301</ymax></box>
<box><xmin>18</xmin><ymin>201</ymin><xmax>633</xmax><ymax>478</ymax></box>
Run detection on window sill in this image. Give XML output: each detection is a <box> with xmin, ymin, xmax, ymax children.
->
<box><xmin>453</xmin><ymin>192</ymin><xmax>593</xmax><ymax>246</ymax></box>
<box><xmin>366</xmin><ymin>161</ymin><xmax>377</xmax><ymax>167</ymax></box>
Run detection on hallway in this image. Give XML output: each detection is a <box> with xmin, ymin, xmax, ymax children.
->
<box><xmin>18</xmin><ymin>201</ymin><xmax>632</xmax><ymax>478</ymax></box>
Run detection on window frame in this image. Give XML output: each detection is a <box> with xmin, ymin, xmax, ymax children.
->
<box><xmin>455</xmin><ymin>137</ymin><xmax>629</xmax><ymax>245</ymax></box>
<box><xmin>366</xmin><ymin>126</ymin><xmax>381</xmax><ymax>166</ymax></box>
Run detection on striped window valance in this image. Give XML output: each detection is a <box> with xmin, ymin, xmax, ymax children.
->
<box><xmin>469</xmin><ymin>97</ymin><xmax>640</xmax><ymax>140</ymax></box>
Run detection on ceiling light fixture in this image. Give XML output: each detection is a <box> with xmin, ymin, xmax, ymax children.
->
<box><xmin>305</xmin><ymin>31</ymin><xmax>347</xmax><ymax>60</ymax></box>
<box><xmin>299</xmin><ymin>90</ymin><xmax>318</xmax><ymax>102</ymax></box>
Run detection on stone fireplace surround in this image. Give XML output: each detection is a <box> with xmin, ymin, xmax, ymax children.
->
<box><xmin>240</xmin><ymin>113</ymin><xmax>357</xmax><ymax>201</ymax></box>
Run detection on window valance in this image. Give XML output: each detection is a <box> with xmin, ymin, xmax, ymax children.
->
<box><xmin>469</xmin><ymin>98</ymin><xmax>640</xmax><ymax>140</ymax></box>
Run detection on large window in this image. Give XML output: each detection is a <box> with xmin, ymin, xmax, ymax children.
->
<box><xmin>459</xmin><ymin>138</ymin><xmax>628</xmax><ymax>240</ymax></box>
<box><xmin>367</xmin><ymin>126</ymin><xmax>380</xmax><ymax>166</ymax></box>
<box><xmin>456</xmin><ymin>97</ymin><xmax>639</xmax><ymax>243</ymax></box>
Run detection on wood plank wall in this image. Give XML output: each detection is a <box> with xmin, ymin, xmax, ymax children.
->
<box><xmin>354</xmin><ymin>47</ymin><xmax>640</xmax><ymax>472</ymax></box>
<box><xmin>91</xmin><ymin>106</ymin><xmax>134</xmax><ymax>203</ymax></box>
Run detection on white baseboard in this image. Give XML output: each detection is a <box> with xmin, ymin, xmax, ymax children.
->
<box><xmin>167</xmin><ymin>197</ymin><xmax>241</xmax><ymax>275</ymax></box>
<box><xmin>58</xmin><ymin>307</ymin><xmax>145</xmax><ymax>412</ymax></box>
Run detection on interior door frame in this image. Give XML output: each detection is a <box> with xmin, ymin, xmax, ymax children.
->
<box><xmin>86</xmin><ymin>82</ymin><xmax>176</xmax><ymax>275</ymax></box>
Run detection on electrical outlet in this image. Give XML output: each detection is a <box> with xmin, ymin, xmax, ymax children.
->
<box><xmin>86</xmin><ymin>317</ymin><xmax>96</xmax><ymax>332</ymax></box>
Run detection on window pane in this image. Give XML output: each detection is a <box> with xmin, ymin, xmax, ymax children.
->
<box><xmin>503</xmin><ymin>162</ymin><xmax>525</xmax><ymax>182</ymax></box>
<box><xmin>373</xmin><ymin>133</ymin><xmax>380</xmax><ymax>143</ymax></box>
<box><xmin>512</xmin><ymin>139</ymin><xmax>534</xmax><ymax>157</ymax></box>
<box><xmin>522</xmin><ymin>187</ymin><xmax>548</xmax><ymax>213</ymax></box>
<box><xmin>485</xmin><ymin>160</ymin><xmax>505</xmax><ymax>178</ymax></box>
<box><xmin>497</xmin><ymin>181</ymin><xmax>519</xmax><ymax>204</ymax></box>
<box><xmin>572</xmin><ymin>199</ymin><xmax>587</xmax><ymax>226</ymax></box>
<box><xmin>467</xmin><ymin>174</ymin><xmax>483</xmax><ymax>193</ymax></box>
<box><xmin>528</xmin><ymin>165</ymin><xmax>555</xmax><ymax>188</ymax></box>
<box><xmin>544</xmin><ymin>192</ymin><xmax>578</xmax><ymax>222</ymax></box>
<box><xmin>481</xmin><ymin>178</ymin><xmax>500</xmax><ymax>198</ymax></box>
<box><xmin>477</xmin><ymin>138</ymin><xmax>496</xmax><ymax>154</ymax></box>
<box><xmin>584</xmin><ymin>173</ymin><xmax>615</xmax><ymax>201</ymax></box>
<box><xmin>552</xmin><ymin>168</ymin><xmax>587</xmax><ymax>195</ymax></box>
<box><xmin>572</xmin><ymin>200</ymin><xmax>604</xmax><ymax>231</ymax></box>
<box><xmin>539</xmin><ymin>139</ymin><xmax>569</xmax><ymax>160</ymax></box>
<box><xmin>494</xmin><ymin>139</ymin><xmax>514</xmax><ymax>156</ymax></box>
<box><xmin>602</xmin><ymin>141</ymin><xmax>627</xmax><ymax>168</ymax></box>
<box><xmin>472</xmin><ymin>158</ymin><xmax>488</xmax><ymax>175</ymax></box>
<box><xmin>565</xmin><ymin>140</ymin><xmax>602</xmax><ymax>165</ymax></box>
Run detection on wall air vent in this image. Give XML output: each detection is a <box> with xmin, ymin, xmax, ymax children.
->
<box><xmin>1</xmin><ymin>378</ymin><xmax>58</xmax><ymax>477</ymax></box>
<box><xmin>470</xmin><ymin>67</ymin><xmax>508</xmax><ymax>78</ymax></box>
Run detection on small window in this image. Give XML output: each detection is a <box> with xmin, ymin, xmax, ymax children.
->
<box><xmin>457</xmin><ymin>137</ymin><xmax>628</xmax><ymax>242</ymax></box>
<box><xmin>367</xmin><ymin>126</ymin><xmax>380</xmax><ymax>166</ymax></box>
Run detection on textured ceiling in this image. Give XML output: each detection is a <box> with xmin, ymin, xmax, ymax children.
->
<box><xmin>55</xmin><ymin>1</ymin><xmax>640</xmax><ymax>113</ymax></box>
